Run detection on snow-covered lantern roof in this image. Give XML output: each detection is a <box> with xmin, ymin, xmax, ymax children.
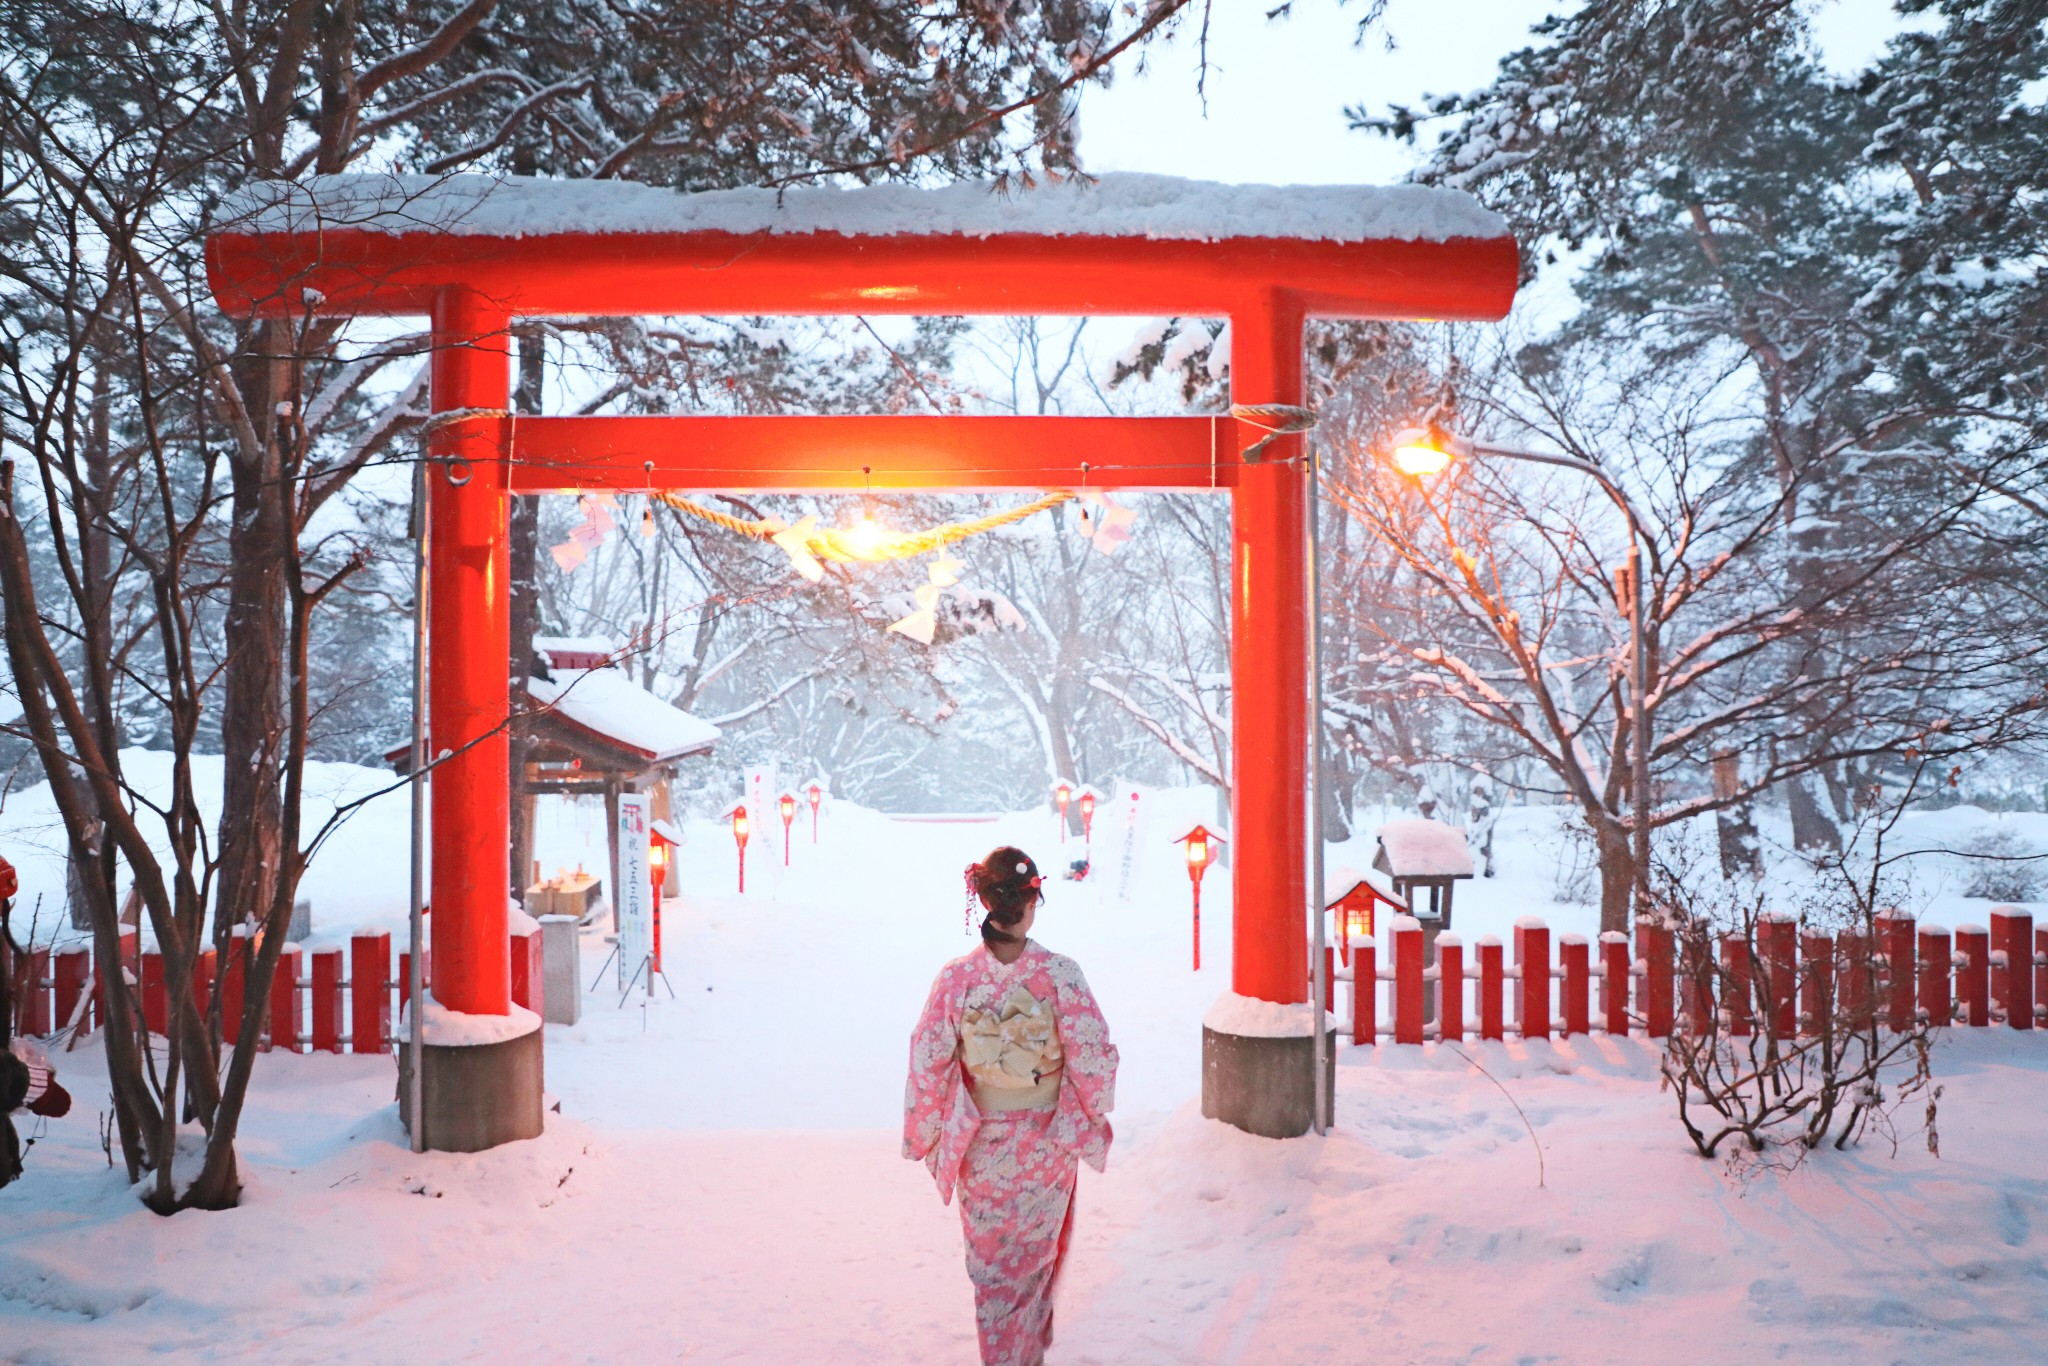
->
<box><xmin>1372</xmin><ymin>818</ymin><xmax>1474</xmax><ymax>928</ymax></box>
<box><xmin>534</xmin><ymin>634</ymin><xmax>617</xmax><ymax>671</ymax></box>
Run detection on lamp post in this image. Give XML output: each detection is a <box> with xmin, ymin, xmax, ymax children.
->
<box><xmin>1078</xmin><ymin>788</ymin><xmax>1097</xmax><ymax>852</ymax></box>
<box><xmin>728</xmin><ymin>805</ymin><xmax>750</xmax><ymax>894</ymax></box>
<box><xmin>649</xmin><ymin>820</ymin><xmax>678</xmax><ymax>973</ymax></box>
<box><xmin>807</xmin><ymin>782</ymin><xmax>823</xmax><ymax>843</ymax></box>
<box><xmin>1053</xmin><ymin>781</ymin><xmax>1073</xmax><ymax>843</ymax></box>
<box><xmin>778</xmin><ymin>792</ymin><xmax>797</xmax><ymax>866</ymax></box>
<box><xmin>1389</xmin><ymin>425</ymin><xmax>1656</xmax><ymax>925</ymax></box>
<box><xmin>1174</xmin><ymin>825</ymin><xmax>1224</xmax><ymax>971</ymax></box>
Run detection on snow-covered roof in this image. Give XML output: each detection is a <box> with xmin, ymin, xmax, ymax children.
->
<box><xmin>526</xmin><ymin>667</ymin><xmax>719</xmax><ymax>763</ymax></box>
<box><xmin>224</xmin><ymin>172</ymin><xmax>1508</xmax><ymax>246</ymax></box>
<box><xmin>534</xmin><ymin>634</ymin><xmax>615</xmax><ymax>656</ymax></box>
<box><xmin>1375</xmin><ymin>818</ymin><xmax>1475</xmax><ymax>880</ymax></box>
<box><xmin>1326</xmin><ymin>865</ymin><xmax>1405</xmax><ymax>909</ymax></box>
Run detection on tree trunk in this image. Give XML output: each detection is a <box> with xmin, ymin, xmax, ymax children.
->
<box><xmin>1712</xmin><ymin>751</ymin><xmax>1761</xmax><ymax>879</ymax></box>
<box><xmin>507</xmin><ymin>326</ymin><xmax>544</xmax><ymax>892</ymax></box>
<box><xmin>216</xmin><ymin>338</ymin><xmax>289</xmax><ymax>943</ymax></box>
<box><xmin>1595</xmin><ymin>819</ymin><xmax>1634</xmax><ymax>936</ymax></box>
<box><xmin>1786</xmin><ymin>775</ymin><xmax>1842</xmax><ymax>855</ymax></box>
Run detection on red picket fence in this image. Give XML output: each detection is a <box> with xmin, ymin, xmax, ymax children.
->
<box><xmin>1333</xmin><ymin>908</ymin><xmax>2046</xmax><ymax>1045</ymax></box>
<box><xmin>8</xmin><ymin>923</ymin><xmax>544</xmax><ymax>1054</ymax></box>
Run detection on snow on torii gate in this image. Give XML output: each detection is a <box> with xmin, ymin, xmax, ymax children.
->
<box><xmin>208</xmin><ymin>173</ymin><xmax>1516</xmax><ymax>1148</ymax></box>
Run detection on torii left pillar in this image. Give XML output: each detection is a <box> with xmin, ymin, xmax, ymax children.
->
<box><xmin>397</xmin><ymin>286</ymin><xmax>545</xmax><ymax>1152</ymax></box>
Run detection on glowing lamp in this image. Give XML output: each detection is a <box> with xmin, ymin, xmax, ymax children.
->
<box><xmin>1078</xmin><ymin>789</ymin><xmax>1097</xmax><ymax>848</ymax></box>
<box><xmin>1172</xmin><ymin>825</ymin><xmax>1226</xmax><ymax>971</ymax></box>
<box><xmin>843</xmin><ymin>513</ymin><xmax>890</xmax><ymax>560</ymax></box>
<box><xmin>1389</xmin><ymin>426</ymin><xmax>1455</xmax><ymax>477</ymax></box>
<box><xmin>807</xmin><ymin>782</ymin><xmax>823</xmax><ymax>843</ymax></box>
<box><xmin>779</xmin><ymin>792</ymin><xmax>798</xmax><ymax>866</ymax></box>
<box><xmin>1053</xmin><ymin>780</ymin><xmax>1073</xmax><ymax>843</ymax></box>
<box><xmin>728</xmin><ymin>805</ymin><xmax>750</xmax><ymax>894</ymax></box>
<box><xmin>649</xmin><ymin>819</ymin><xmax>681</xmax><ymax>972</ymax></box>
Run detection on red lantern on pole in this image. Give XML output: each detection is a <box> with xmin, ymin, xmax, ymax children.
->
<box><xmin>1079</xmin><ymin>788</ymin><xmax>1097</xmax><ymax>851</ymax></box>
<box><xmin>728</xmin><ymin>805</ymin><xmax>750</xmax><ymax>894</ymax></box>
<box><xmin>779</xmin><ymin>792</ymin><xmax>797</xmax><ymax>866</ymax></box>
<box><xmin>1174</xmin><ymin>825</ymin><xmax>1225</xmax><ymax>971</ymax></box>
<box><xmin>649</xmin><ymin>819</ymin><xmax>679</xmax><ymax>972</ymax></box>
<box><xmin>807</xmin><ymin>782</ymin><xmax>823</xmax><ymax>843</ymax></box>
<box><xmin>1053</xmin><ymin>781</ymin><xmax>1073</xmax><ymax>843</ymax></box>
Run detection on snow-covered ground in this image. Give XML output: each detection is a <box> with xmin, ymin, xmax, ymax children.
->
<box><xmin>4</xmin><ymin>763</ymin><xmax>2047</xmax><ymax>1362</ymax></box>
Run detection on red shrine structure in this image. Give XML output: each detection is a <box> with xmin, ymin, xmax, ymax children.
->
<box><xmin>207</xmin><ymin>173</ymin><xmax>1516</xmax><ymax>1148</ymax></box>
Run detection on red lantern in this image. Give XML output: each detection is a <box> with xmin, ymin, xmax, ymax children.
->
<box><xmin>1053</xmin><ymin>781</ymin><xmax>1073</xmax><ymax>843</ymax></box>
<box><xmin>649</xmin><ymin>819</ymin><xmax>679</xmax><ymax>972</ymax></box>
<box><xmin>729</xmin><ymin>805</ymin><xmax>750</xmax><ymax>894</ymax></box>
<box><xmin>778</xmin><ymin>792</ymin><xmax>797</xmax><ymax>866</ymax></box>
<box><xmin>1173</xmin><ymin>825</ymin><xmax>1225</xmax><ymax>971</ymax></box>
<box><xmin>1078</xmin><ymin>789</ymin><xmax>1097</xmax><ymax>850</ymax></box>
<box><xmin>807</xmin><ymin>782</ymin><xmax>823</xmax><ymax>843</ymax></box>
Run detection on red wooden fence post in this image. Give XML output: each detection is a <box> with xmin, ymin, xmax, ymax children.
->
<box><xmin>1875</xmin><ymin>911</ymin><xmax>1916</xmax><ymax>1032</ymax></box>
<box><xmin>1838</xmin><ymin>931</ymin><xmax>1874</xmax><ymax>1031</ymax></box>
<box><xmin>397</xmin><ymin>948</ymin><xmax>432</xmax><ymax>1039</ymax></box>
<box><xmin>141</xmin><ymin>950</ymin><xmax>167</xmax><ymax>1037</ymax></box>
<box><xmin>1560</xmin><ymin>935</ymin><xmax>1590</xmax><ymax>1037</ymax></box>
<box><xmin>269</xmin><ymin>943</ymin><xmax>302</xmax><ymax>1052</ymax></box>
<box><xmin>1799</xmin><ymin>931</ymin><xmax>1833</xmax><ymax>1035</ymax></box>
<box><xmin>311</xmin><ymin>947</ymin><xmax>344</xmax><ymax>1053</ymax></box>
<box><xmin>510</xmin><ymin>926</ymin><xmax>545</xmax><ymax>1017</ymax></box>
<box><xmin>1437</xmin><ymin>935</ymin><xmax>1464</xmax><ymax>1043</ymax></box>
<box><xmin>1598</xmin><ymin>931</ymin><xmax>1630</xmax><ymax>1034</ymax></box>
<box><xmin>1757</xmin><ymin>915</ymin><xmax>1796</xmax><ymax>1042</ymax></box>
<box><xmin>1721</xmin><ymin>933</ymin><xmax>1753</xmax><ymax>1037</ymax></box>
<box><xmin>1636</xmin><ymin>918</ymin><xmax>1673</xmax><ymax>1039</ymax></box>
<box><xmin>1916</xmin><ymin>925</ymin><xmax>1951</xmax><ymax>1028</ymax></box>
<box><xmin>20</xmin><ymin>947</ymin><xmax>51</xmax><ymax>1035</ymax></box>
<box><xmin>1514</xmin><ymin>920</ymin><xmax>1550</xmax><ymax>1041</ymax></box>
<box><xmin>351</xmin><ymin>931</ymin><xmax>391</xmax><ymax>1054</ymax></box>
<box><xmin>1319</xmin><ymin>946</ymin><xmax>1336</xmax><ymax>1015</ymax></box>
<box><xmin>53</xmin><ymin>947</ymin><xmax>90</xmax><ymax>1034</ymax></box>
<box><xmin>1990</xmin><ymin>907</ymin><xmax>2033</xmax><ymax>1030</ymax></box>
<box><xmin>1393</xmin><ymin>916</ymin><xmax>1424</xmax><ymax>1045</ymax></box>
<box><xmin>1955</xmin><ymin>925</ymin><xmax>1989</xmax><ymax>1028</ymax></box>
<box><xmin>1351</xmin><ymin>941</ymin><xmax>1375</xmax><ymax>1045</ymax></box>
<box><xmin>1477</xmin><ymin>937</ymin><xmax>1505</xmax><ymax>1041</ymax></box>
<box><xmin>2037</xmin><ymin>926</ymin><xmax>2048</xmax><ymax>1029</ymax></box>
<box><xmin>1680</xmin><ymin>935</ymin><xmax>1713</xmax><ymax>1037</ymax></box>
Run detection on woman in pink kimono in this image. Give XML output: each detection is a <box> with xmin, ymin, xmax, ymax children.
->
<box><xmin>904</xmin><ymin>845</ymin><xmax>1119</xmax><ymax>1366</ymax></box>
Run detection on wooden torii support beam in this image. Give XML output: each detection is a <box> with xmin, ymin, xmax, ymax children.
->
<box><xmin>208</xmin><ymin>172</ymin><xmax>1517</xmax><ymax>1143</ymax></box>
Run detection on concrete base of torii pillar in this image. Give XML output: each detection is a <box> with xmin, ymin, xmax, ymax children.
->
<box><xmin>1200</xmin><ymin>1028</ymin><xmax>1335</xmax><ymax>1139</ymax></box>
<box><xmin>398</xmin><ymin>1029</ymin><xmax>546</xmax><ymax>1153</ymax></box>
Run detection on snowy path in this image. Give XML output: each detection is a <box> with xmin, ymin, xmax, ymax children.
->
<box><xmin>6</xmin><ymin>799</ymin><xmax>2048</xmax><ymax>1361</ymax></box>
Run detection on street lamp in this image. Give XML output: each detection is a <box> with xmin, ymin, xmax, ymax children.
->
<box><xmin>778</xmin><ymin>792</ymin><xmax>797</xmax><ymax>866</ymax></box>
<box><xmin>649</xmin><ymin>819</ymin><xmax>679</xmax><ymax>972</ymax></box>
<box><xmin>728</xmin><ymin>805</ymin><xmax>750</xmax><ymax>894</ymax></box>
<box><xmin>1053</xmin><ymin>780</ymin><xmax>1073</xmax><ymax>843</ymax></box>
<box><xmin>1078</xmin><ymin>788</ymin><xmax>1097</xmax><ymax>851</ymax></box>
<box><xmin>1387</xmin><ymin>424</ymin><xmax>1656</xmax><ymax>925</ymax></box>
<box><xmin>806</xmin><ymin>781</ymin><xmax>823</xmax><ymax>843</ymax></box>
<box><xmin>1173</xmin><ymin>825</ymin><xmax>1225</xmax><ymax>971</ymax></box>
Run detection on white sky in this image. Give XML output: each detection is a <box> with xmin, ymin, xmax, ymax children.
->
<box><xmin>1074</xmin><ymin>0</ymin><xmax>1911</xmax><ymax>187</ymax></box>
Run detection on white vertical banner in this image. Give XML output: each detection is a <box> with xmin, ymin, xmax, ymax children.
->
<box><xmin>617</xmin><ymin>791</ymin><xmax>652</xmax><ymax>991</ymax></box>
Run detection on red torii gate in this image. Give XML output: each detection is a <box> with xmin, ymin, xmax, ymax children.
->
<box><xmin>209</xmin><ymin>174</ymin><xmax>1515</xmax><ymax>1147</ymax></box>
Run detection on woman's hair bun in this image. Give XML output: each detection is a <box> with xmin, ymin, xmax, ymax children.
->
<box><xmin>966</xmin><ymin>846</ymin><xmax>1041</xmax><ymax>946</ymax></box>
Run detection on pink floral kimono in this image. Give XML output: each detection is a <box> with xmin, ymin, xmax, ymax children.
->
<box><xmin>904</xmin><ymin>940</ymin><xmax>1118</xmax><ymax>1366</ymax></box>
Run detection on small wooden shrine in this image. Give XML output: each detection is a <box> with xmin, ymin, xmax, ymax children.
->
<box><xmin>1371</xmin><ymin>818</ymin><xmax>1475</xmax><ymax>930</ymax></box>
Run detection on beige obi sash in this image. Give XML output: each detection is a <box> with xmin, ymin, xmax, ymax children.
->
<box><xmin>962</xmin><ymin>983</ymin><xmax>1064</xmax><ymax>1113</ymax></box>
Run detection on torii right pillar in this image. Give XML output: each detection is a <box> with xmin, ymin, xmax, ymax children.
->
<box><xmin>1202</xmin><ymin>289</ymin><xmax>1333</xmax><ymax>1138</ymax></box>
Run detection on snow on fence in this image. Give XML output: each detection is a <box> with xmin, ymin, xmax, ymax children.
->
<box><xmin>1332</xmin><ymin>909</ymin><xmax>2046</xmax><ymax>1045</ymax></box>
<box><xmin>9</xmin><ymin>923</ymin><xmax>545</xmax><ymax>1054</ymax></box>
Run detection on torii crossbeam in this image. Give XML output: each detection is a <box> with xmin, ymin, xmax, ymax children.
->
<box><xmin>208</xmin><ymin>172</ymin><xmax>1516</xmax><ymax>1148</ymax></box>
